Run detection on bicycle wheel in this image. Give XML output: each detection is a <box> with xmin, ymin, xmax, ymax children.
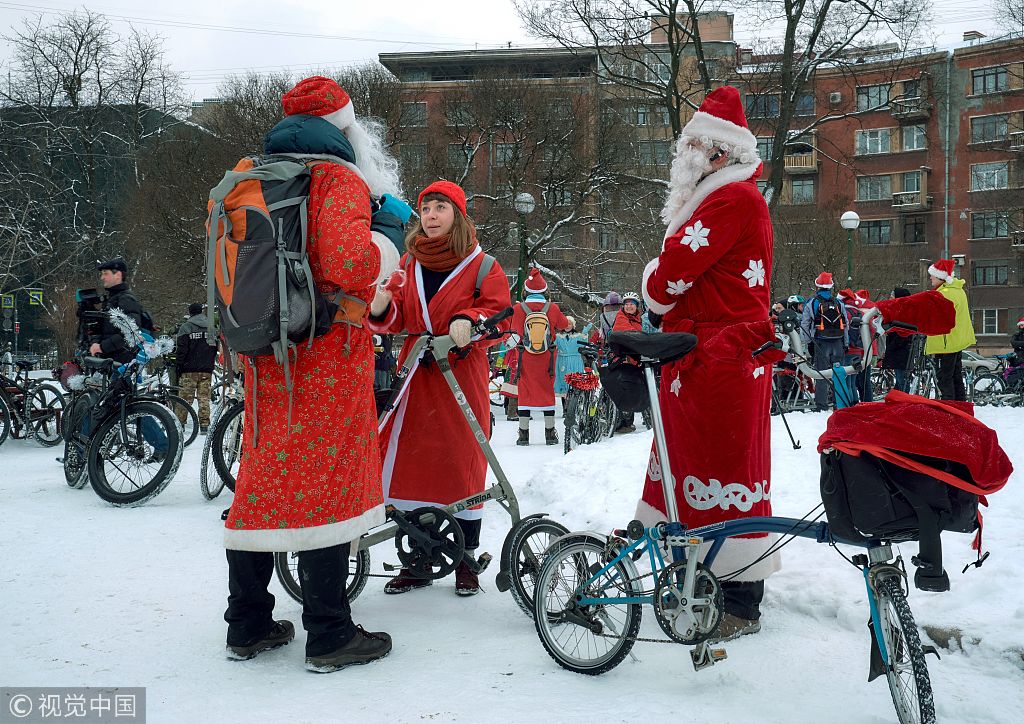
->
<box><xmin>872</xmin><ymin>575</ymin><xmax>935</xmax><ymax>724</ymax></box>
<box><xmin>212</xmin><ymin>401</ymin><xmax>244</xmax><ymax>493</ymax></box>
<box><xmin>533</xmin><ymin>535</ymin><xmax>642</xmax><ymax>675</ymax></box>
<box><xmin>62</xmin><ymin>392</ymin><xmax>94</xmax><ymax>489</ymax></box>
<box><xmin>87</xmin><ymin>400</ymin><xmax>183</xmax><ymax>507</ymax></box>
<box><xmin>971</xmin><ymin>372</ymin><xmax>1004</xmax><ymax>406</ymax></box>
<box><xmin>24</xmin><ymin>382</ymin><xmax>66</xmax><ymax>447</ymax></box>
<box><xmin>505</xmin><ymin>517</ymin><xmax>570</xmax><ymax>617</ymax></box>
<box><xmin>165</xmin><ymin>394</ymin><xmax>200</xmax><ymax>448</ymax></box>
<box><xmin>0</xmin><ymin>393</ymin><xmax>12</xmax><ymax>447</ymax></box>
<box><xmin>199</xmin><ymin>412</ymin><xmax>225</xmax><ymax>500</ymax></box>
<box><xmin>273</xmin><ymin>548</ymin><xmax>371</xmax><ymax>605</ymax></box>
<box><xmin>562</xmin><ymin>391</ymin><xmax>580</xmax><ymax>454</ymax></box>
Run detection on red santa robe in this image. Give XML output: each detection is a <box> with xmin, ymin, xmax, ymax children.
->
<box><xmin>639</xmin><ymin>160</ymin><xmax>780</xmax><ymax>582</ymax></box>
<box><xmin>367</xmin><ymin>247</ymin><xmax>511</xmax><ymax>518</ymax></box>
<box><xmin>512</xmin><ymin>296</ymin><xmax>571</xmax><ymax>411</ymax></box>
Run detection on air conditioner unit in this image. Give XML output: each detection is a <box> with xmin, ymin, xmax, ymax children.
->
<box><xmin>829</xmin><ymin>92</ymin><xmax>842</xmax><ymax>105</ymax></box>
<box><xmin>1011</xmin><ymin>231</ymin><xmax>1024</xmax><ymax>247</ymax></box>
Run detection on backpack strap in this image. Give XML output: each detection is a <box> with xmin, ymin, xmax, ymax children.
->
<box><xmin>474</xmin><ymin>254</ymin><xmax>495</xmax><ymax>298</ymax></box>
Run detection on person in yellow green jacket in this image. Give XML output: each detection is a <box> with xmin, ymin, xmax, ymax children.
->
<box><xmin>924</xmin><ymin>258</ymin><xmax>977</xmax><ymax>400</ymax></box>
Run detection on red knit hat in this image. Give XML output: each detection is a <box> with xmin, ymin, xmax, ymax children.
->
<box><xmin>281</xmin><ymin>76</ymin><xmax>355</xmax><ymax>131</ymax></box>
<box><xmin>928</xmin><ymin>258</ymin><xmax>956</xmax><ymax>282</ymax></box>
<box><xmin>1018</xmin><ymin>315</ymin><xmax>1024</xmax><ymax>328</ymax></box>
<box><xmin>418</xmin><ymin>180</ymin><xmax>467</xmax><ymax>217</ymax></box>
<box><xmin>815</xmin><ymin>272</ymin><xmax>834</xmax><ymax>289</ymax></box>
<box><xmin>524</xmin><ymin>268</ymin><xmax>547</xmax><ymax>294</ymax></box>
<box><xmin>680</xmin><ymin>86</ymin><xmax>757</xmax><ymax>151</ymax></box>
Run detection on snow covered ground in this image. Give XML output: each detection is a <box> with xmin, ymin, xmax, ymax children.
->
<box><xmin>2</xmin><ymin>406</ymin><xmax>1021</xmax><ymax>723</ymax></box>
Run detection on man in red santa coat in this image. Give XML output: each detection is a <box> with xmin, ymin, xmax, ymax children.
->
<box><xmin>511</xmin><ymin>268</ymin><xmax>574</xmax><ymax>446</ymax></box>
<box><xmin>637</xmin><ymin>86</ymin><xmax>780</xmax><ymax>642</ymax></box>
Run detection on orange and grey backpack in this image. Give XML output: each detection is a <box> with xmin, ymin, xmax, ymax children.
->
<box><xmin>205</xmin><ymin>155</ymin><xmax>367</xmax><ymax>435</ymax></box>
<box><xmin>521</xmin><ymin>301</ymin><xmax>553</xmax><ymax>354</ymax></box>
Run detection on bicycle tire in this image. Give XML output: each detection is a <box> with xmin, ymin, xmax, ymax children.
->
<box><xmin>562</xmin><ymin>391</ymin><xmax>579</xmax><ymax>454</ymax></box>
<box><xmin>0</xmin><ymin>392</ymin><xmax>12</xmax><ymax>447</ymax></box>
<box><xmin>873</xmin><ymin>575</ymin><xmax>935</xmax><ymax>724</ymax></box>
<box><xmin>211</xmin><ymin>402</ymin><xmax>244</xmax><ymax>493</ymax></box>
<box><xmin>970</xmin><ymin>372</ymin><xmax>1004</xmax><ymax>406</ymax></box>
<box><xmin>533</xmin><ymin>535</ymin><xmax>642</xmax><ymax>675</ymax></box>
<box><xmin>199</xmin><ymin>405</ymin><xmax>225</xmax><ymax>500</ymax></box>
<box><xmin>505</xmin><ymin>517</ymin><xmax>571</xmax><ymax>617</ymax></box>
<box><xmin>62</xmin><ymin>392</ymin><xmax>95</xmax><ymax>489</ymax></box>
<box><xmin>273</xmin><ymin>548</ymin><xmax>371</xmax><ymax>605</ymax></box>
<box><xmin>165</xmin><ymin>394</ymin><xmax>200</xmax><ymax>448</ymax></box>
<box><xmin>87</xmin><ymin>400</ymin><xmax>183</xmax><ymax>507</ymax></box>
<box><xmin>24</xmin><ymin>382</ymin><xmax>66</xmax><ymax>447</ymax></box>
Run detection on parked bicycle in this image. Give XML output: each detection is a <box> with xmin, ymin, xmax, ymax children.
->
<box><xmin>562</xmin><ymin>341</ymin><xmax>616</xmax><ymax>453</ymax></box>
<box><xmin>200</xmin><ymin>371</ymin><xmax>244</xmax><ymax>500</ymax></box>
<box><xmin>531</xmin><ymin>308</ymin><xmax>948</xmax><ymax>724</ymax></box>
<box><xmin>0</xmin><ymin>360</ymin><xmax>66</xmax><ymax>448</ymax></box>
<box><xmin>137</xmin><ymin>375</ymin><xmax>200</xmax><ymax>448</ymax></box>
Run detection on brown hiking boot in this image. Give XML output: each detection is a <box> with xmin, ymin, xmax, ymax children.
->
<box><xmin>226</xmin><ymin>619</ymin><xmax>295</xmax><ymax>661</ymax></box>
<box><xmin>305</xmin><ymin>626</ymin><xmax>392</xmax><ymax>673</ymax></box>
<box><xmin>516</xmin><ymin>428</ymin><xmax>529</xmax><ymax>446</ymax></box>
<box><xmin>707</xmin><ymin>614</ymin><xmax>761</xmax><ymax>644</ymax></box>
<box><xmin>455</xmin><ymin>560</ymin><xmax>480</xmax><ymax>596</ymax></box>
<box><xmin>545</xmin><ymin>427</ymin><xmax>559</xmax><ymax>445</ymax></box>
<box><xmin>384</xmin><ymin>567</ymin><xmax>432</xmax><ymax>595</ymax></box>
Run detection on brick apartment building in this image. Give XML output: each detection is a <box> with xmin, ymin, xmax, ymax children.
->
<box><xmin>378</xmin><ymin>17</ymin><xmax>1023</xmax><ymax>350</ymax></box>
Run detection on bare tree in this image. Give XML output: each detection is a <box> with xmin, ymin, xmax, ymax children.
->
<box><xmin>994</xmin><ymin>0</ymin><xmax>1024</xmax><ymax>34</ymax></box>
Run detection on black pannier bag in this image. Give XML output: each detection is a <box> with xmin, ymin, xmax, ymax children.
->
<box><xmin>820</xmin><ymin>449</ymin><xmax>980</xmax><ymax>592</ymax></box>
<box><xmin>598</xmin><ymin>360</ymin><xmax>650</xmax><ymax>413</ymax></box>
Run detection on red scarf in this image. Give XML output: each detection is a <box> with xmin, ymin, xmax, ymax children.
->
<box><xmin>408</xmin><ymin>233</ymin><xmax>473</xmax><ymax>272</ymax></box>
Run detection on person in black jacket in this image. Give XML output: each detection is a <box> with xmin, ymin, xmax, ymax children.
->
<box><xmin>881</xmin><ymin>287</ymin><xmax>915</xmax><ymax>392</ymax></box>
<box><xmin>176</xmin><ymin>303</ymin><xmax>217</xmax><ymax>433</ymax></box>
<box><xmin>89</xmin><ymin>258</ymin><xmax>145</xmax><ymax>364</ymax></box>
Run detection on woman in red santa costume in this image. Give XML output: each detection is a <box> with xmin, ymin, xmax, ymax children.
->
<box><xmin>637</xmin><ymin>86</ymin><xmax>780</xmax><ymax>642</ymax></box>
<box><xmin>368</xmin><ymin>181</ymin><xmax>512</xmax><ymax>596</ymax></box>
<box><xmin>510</xmin><ymin>268</ymin><xmax>574</xmax><ymax>446</ymax></box>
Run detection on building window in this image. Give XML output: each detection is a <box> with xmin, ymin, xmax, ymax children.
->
<box><xmin>756</xmin><ymin>136</ymin><xmax>774</xmax><ymax>161</ymax></box>
<box><xmin>447</xmin><ymin>143</ymin><xmax>471</xmax><ymax>170</ymax></box>
<box><xmin>636</xmin><ymin>104</ymin><xmax>670</xmax><ymax>126</ymax></box>
<box><xmin>979</xmin><ymin>309</ymin><xmax>1000</xmax><ymax>334</ymax></box>
<box><xmin>902</xmin><ymin>125</ymin><xmax>926</xmax><ymax>151</ymax></box>
<box><xmin>973</xmin><ymin>261</ymin><xmax>1009</xmax><ymax>286</ymax></box>
<box><xmin>902</xmin><ymin>216</ymin><xmax>927</xmax><ymax>244</ymax></box>
<box><xmin>856</xmin><ymin>175</ymin><xmax>892</xmax><ymax>201</ymax></box>
<box><xmin>902</xmin><ymin>78</ymin><xmax>920</xmax><ymax>99</ymax></box>
<box><xmin>551</xmin><ymin>98</ymin><xmax>573</xmax><ymax>121</ymax></box>
<box><xmin>544</xmin><ymin>187</ymin><xmax>573</xmax><ymax>207</ymax></box>
<box><xmin>856</xmin><ymin>84</ymin><xmax>890</xmax><ymax>111</ymax></box>
<box><xmin>971</xmin><ymin>211</ymin><xmax>1009</xmax><ymax>239</ymax></box>
<box><xmin>401</xmin><ymin>102</ymin><xmax>427</xmax><ymax>127</ymax></box>
<box><xmin>638</xmin><ymin>139</ymin><xmax>671</xmax><ymax>166</ymax></box>
<box><xmin>745</xmin><ymin>94</ymin><xmax>780</xmax><ymax>118</ymax></box>
<box><xmin>970</xmin><ymin>162</ymin><xmax>1009</xmax><ymax>191</ymax></box>
<box><xmin>859</xmin><ymin>219</ymin><xmax>892</xmax><ymax>245</ymax></box>
<box><xmin>903</xmin><ymin>170</ymin><xmax>921</xmax><ymax>193</ymax></box>
<box><xmin>494</xmin><ymin>142</ymin><xmax>520</xmax><ymax>167</ymax></box>
<box><xmin>598</xmin><ymin>229</ymin><xmax>613</xmax><ymax>250</ymax></box>
<box><xmin>970</xmin><ymin>114</ymin><xmax>1009</xmax><ymax>143</ymax></box>
<box><xmin>856</xmin><ymin>129</ymin><xmax>891</xmax><ymax>155</ymax></box>
<box><xmin>647</xmin><ymin>51</ymin><xmax>673</xmax><ymax>84</ymax></box>
<box><xmin>790</xmin><ymin>178</ymin><xmax>815</xmax><ymax>204</ymax></box>
<box><xmin>972</xmin><ymin>66</ymin><xmax>1008</xmax><ymax>95</ymax></box>
<box><xmin>446</xmin><ymin>101</ymin><xmax>472</xmax><ymax>126</ymax></box>
<box><xmin>794</xmin><ymin>93</ymin><xmax>815</xmax><ymax>116</ymax></box>
<box><xmin>400</xmin><ymin>143</ymin><xmax>427</xmax><ymax>171</ymax></box>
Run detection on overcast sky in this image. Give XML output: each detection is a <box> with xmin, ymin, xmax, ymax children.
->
<box><xmin>0</xmin><ymin>0</ymin><xmax>1007</xmax><ymax>101</ymax></box>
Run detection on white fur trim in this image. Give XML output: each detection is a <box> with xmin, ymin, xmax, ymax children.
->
<box><xmin>224</xmin><ymin>503</ymin><xmax>385</xmax><ymax>552</ymax></box>
<box><xmin>816</xmin><ymin>283</ymin><xmax>834</xmax><ymax>289</ymax></box>
<box><xmin>641</xmin><ymin>258</ymin><xmax>677</xmax><ymax>315</ymax></box>
<box><xmin>664</xmin><ymin>160</ymin><xmax>762</xmax><ymax>243</ymax></box>
<box><xmin>927</xmin><ymin>265</ymin><xmax>952</xmax><ymax>282</ymax></box>
<box><xmin>371</xmin><ymin>231</ymin><xmax>400</xmax><ymax>285</ymax></box>
<box><xmin>321</xmin><ymin>103</ymin><xmax>355</xmax><ymax>132</ymax></box>
<box><xmin>682</xmin><ymin>111</ymin><xmax>757</xmax><ymax>152</ymax></box>
<box><xmin>633</xmin><ymin>500</ymin><xmax>781</xmax><ymax>582</ymax></box>
<box><xmin>366</xmin><ymin>298</ymin><xmax>398</xmax><ymax>332</ymax></box>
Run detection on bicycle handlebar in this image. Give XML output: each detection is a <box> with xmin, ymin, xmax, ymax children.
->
<box><xmin>787</xmin><ymin>306</ymin><xmax>883</xmax><ymax>382</ymax></box>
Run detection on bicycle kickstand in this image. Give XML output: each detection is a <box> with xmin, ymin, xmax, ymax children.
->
<box><xmin>771</xmin><ymin>388</ymin><xmax>801</xmax><ymax>450</ymax></box>
<box><xmin>690</xmin><ymin>641</ymin><xmax>728</xmax><ymax>672</ymax></box>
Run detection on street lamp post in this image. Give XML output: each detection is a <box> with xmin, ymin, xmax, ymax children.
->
<box><xmin>839</xmin><ymin>210</ymin><xmax>861</xmax><ymax>288</ymax></box>
<box><xmin>513</xmin><ymin>191</ymin><xmax>536</xmax><ymax>300</ymax></box>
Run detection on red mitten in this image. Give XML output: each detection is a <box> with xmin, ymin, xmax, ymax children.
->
<box><xmin>382</xmin><ymin>269</ymin><xmax>407</xmax><ymax>294</ymax></box>
<box><xmin>874</xmin><ymin>290</ymin><xmax>954</xmax><ymax>336</ymax></box>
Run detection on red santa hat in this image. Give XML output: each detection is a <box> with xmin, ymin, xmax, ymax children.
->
<box><xmin>815</xmin><ymin>272</ymin><xmax>834</xmax><ymax>289</ymax></box>
<box><xmin>1017</xmin><ymin>315</ymin><xmax>1024</xmax><ymax>328</ymax></box>
<box><xmin>856</xmin><ymin>289</ymin><xmax>871</xmax><ymax>301</ymax></box>
<box><xmin>928</xmin><ymin>258</ymin><xmax>956</xmax><ymax>282</ymax></box>
<box><xmin>524</xmin><ymin>268</ymin><xmax>547</xmax><ymax>294</ymax></box>
<box><xmin>680</xmin><ymin>86</ymin><xmax>757</xmax><ymax>152</ymax></box>
<box><xmin>417</xmin><ymin>180</ymin><xmax>467</xmax><ymax>217</ymax></box>
<box><xmin>837</xmin><ymin>288</ymin><xmax>856</xmax><ymax>303</ymax></box>
<box><xmin>282</xmin><ymin>76</ymin><xmax>355</xmax><ymax>132</ymax></box>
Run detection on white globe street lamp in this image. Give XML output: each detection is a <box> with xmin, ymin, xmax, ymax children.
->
<box><xmin>840</xmin><ymin>211</ymin><xmax>861</xmax><ymax>287</ymax></box>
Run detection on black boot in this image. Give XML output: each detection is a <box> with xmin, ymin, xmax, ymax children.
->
<box><xmin>226</xmin><ymin>620</ymin><xmax>295</xmax><ymax>660</ymax></box>
<box><xmin>517</xmin><ymin>428</ymin><xmax>529</xmax><ymax>446</ymax></box>
<box><xmin>545</xmin><ymin>427</ymin><xmax>558</xmax><ymax>445</ymax></box>
<box><xmin>305</xmin><ymin>626</ymin><xmax>392</xmax><ymax>672</ymax></box>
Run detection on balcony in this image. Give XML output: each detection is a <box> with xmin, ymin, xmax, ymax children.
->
<box><xmin>784</xmin><ymin>150</ymin><xmax>818</xmax><ymax>173</ymax></box>
<box><xmin>1010</xmin><ymin>131</ymin><xmax>1024</xmax><ymax>151</ymax></box>
<box><xmin>891</xmin><ymin>95</ymin><xmax>931</xmax><ymax>121</ymax></box>
<box><xmin>892</xmin><ymin>189</ymin><xmax>932</xmax><ymax>210</ymax></box>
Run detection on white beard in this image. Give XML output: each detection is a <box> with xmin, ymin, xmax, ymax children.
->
<box><xmin>344</xmin><ymin>117</ymin><xmax>403</xmax><ymax>199</ymax></box>
<box><xmin>661</xmin><ymin>142</ymin><xmax>713</xmax><ymax>226</ymax></box>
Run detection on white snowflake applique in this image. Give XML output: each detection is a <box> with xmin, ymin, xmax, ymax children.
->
<box><xmin>742</xmin><ymin>259</ymin><xmax>766</xmax><ymax>288</ymax></box>
<box><xmin>753</xmin><ymin>366</ymin><xmax>765</xmax><ymax>379</ymax></box>
<box><xmin>680</xmin><ymin>220</ymin><xmax>710</xmax><ymax>252</ymax></box>
<box><xmin>670</xmin><ymin>374</ymin><xmax>682</xmax><ymax>396</ymax></box>
<box><xmin>666</xmin><ymin>279</ymin><xmax>693</xmax><ymax>296</ymax></box>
